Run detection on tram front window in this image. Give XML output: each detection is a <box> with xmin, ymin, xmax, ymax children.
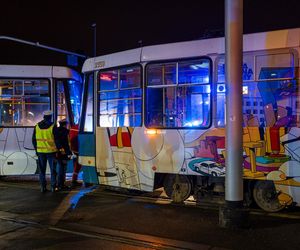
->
<box><xmin>68</xmin><ymin>80</ymin><xmax>82</xmax><ymax>125</ymax></box>
<box><xmin>0</xmin><ymin>79</ymin><xmax>50</xmax><ymax>126</ymax></box>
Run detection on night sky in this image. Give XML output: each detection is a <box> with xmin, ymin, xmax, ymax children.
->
<box><xmin>1</xmin><ymin>0</ymin><xmax>300</xmax><ymax>70</ymax></box>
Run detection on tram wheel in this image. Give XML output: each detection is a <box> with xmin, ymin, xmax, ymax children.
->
<box><xmin>163</xmin><ymin>174</ymin><xmax>192</xmax><ymax>203</ymax></box>
<box><xmin>253</xmin><ymin>181</ymin><xmax>285</xmax><ymax>212</ymax></box>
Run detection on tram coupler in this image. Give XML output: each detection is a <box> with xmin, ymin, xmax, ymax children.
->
<box><xmin>219</xmin><ymin>200</ymin><xmax>249</xmax><ymax>229</ymax></box>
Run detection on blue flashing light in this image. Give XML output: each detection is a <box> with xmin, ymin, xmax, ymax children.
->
<box><xmin>184</xmin><ymin>120</ymin><xmax>201</xmax><ymax>127</ymax></box>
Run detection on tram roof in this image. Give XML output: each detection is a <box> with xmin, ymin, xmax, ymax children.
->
<box><xmin>0</xmin><ymin>65</ymin><xmax>82</xmax><ymax>82</ymax></box>
<box><xmin>83</xmin><ymin>28</ymin><xmax>300</xmax><ymax>73</ymax></box>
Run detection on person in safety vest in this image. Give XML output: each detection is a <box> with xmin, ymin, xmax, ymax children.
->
<box><xmin>55</xmin><ymin>119</ymin><xmax>73</xmax><ymax>190</ymax></box>
<box><xmin>32</xmin><ymin>110</ymin><xmax>59</xmax><ymax>193</ymax></box>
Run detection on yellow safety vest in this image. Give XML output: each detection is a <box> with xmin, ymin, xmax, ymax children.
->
<box><xmin>36</xmin><ymin>124</ymin><xmax>57</xmax><ymax>153</ymax></box>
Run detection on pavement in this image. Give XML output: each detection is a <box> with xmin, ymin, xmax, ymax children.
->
<box><xmin>1</xmin><ymin>178</ymin><xmax>300</xmax><ymax>250</ymax></box>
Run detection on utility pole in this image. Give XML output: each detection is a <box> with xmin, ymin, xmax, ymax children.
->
<box><xmin>219</xmin><ymin>0</ymin><xmax>249</xmax><ymax>228</ymax></box>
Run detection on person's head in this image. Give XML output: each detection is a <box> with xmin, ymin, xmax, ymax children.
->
<box><xmin>59</xmin><ymin>119</ymin><xmax>69</xmax><ymax>128</ymax></box>
<box><xmin>43</xmin><ymin>110</ymin><xmax>53</xmax><ymax>122</ymax></box>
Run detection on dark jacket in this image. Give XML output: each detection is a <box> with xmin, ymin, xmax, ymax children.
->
<box><xmin>32</xmin><ymin>119</ymin><xmax>59</xmax><ymax>152</ymax></box>
<box><xmin>56</xmin><ymin>126</ymin><xmax>72</xmax><ymax>160</ymax></box>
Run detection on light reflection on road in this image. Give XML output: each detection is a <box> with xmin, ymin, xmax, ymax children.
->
<box><xmin>48</xmin><ymin>186</ymin><xmax>96</xmax><ymax>225</ymax></box>
<box><xmin>69</xmin><ymin>186</ymin><xmax>97</xmax><ymax>209</ymax></box>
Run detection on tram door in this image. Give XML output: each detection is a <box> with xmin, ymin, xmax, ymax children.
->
<box><xmin>55</xmin><ymin>79</ymin><xmax>83</xmax><ymax>174</ymax></box>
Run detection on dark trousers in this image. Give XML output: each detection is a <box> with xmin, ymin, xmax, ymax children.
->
<box><xmin>37</xmin><ymin>152</ymin><xmax>56</xmax><ymax>189</ymax></box>
<box><xmin>56</xmin><ymin>158</ymin><xmax>67</xmax><ymax>188</ymax></box>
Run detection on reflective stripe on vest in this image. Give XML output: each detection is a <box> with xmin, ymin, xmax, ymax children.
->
<box><xmin>36</xmin><ymin>124</ymin><xmax>57</xmax><ymax>153</ymax></box>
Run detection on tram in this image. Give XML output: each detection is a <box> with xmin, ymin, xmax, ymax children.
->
<box><xmin>0</xmin><ymin>65</ymin><xmax>82</xmax><ymax>176</ymax></box>
<box><xmin>79</xmin><ymin>28</ymin><xmax>300</xmax><ymax>212</ymax></box>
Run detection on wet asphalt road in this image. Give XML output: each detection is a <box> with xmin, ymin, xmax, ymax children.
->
<box><xmin>1</xmin><ymin>180</ymin><xmax>300</xmax><ymax>250</ymax></box>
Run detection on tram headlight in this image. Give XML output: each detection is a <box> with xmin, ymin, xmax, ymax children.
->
<box><xmin>145</xmin><ymin>129</ymin><xmax>157</xmax><ymax>135</ymax></box>
<box><xmin>144</xmin><ymin>129</ymin><xmax>165</xmax><ymax>135</ymax></box>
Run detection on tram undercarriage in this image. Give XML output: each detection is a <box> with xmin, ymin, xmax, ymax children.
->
<box><xmin>155</xmin><ymin>173</ymin><xmax>291</xmax><ymax>212</ymax></box>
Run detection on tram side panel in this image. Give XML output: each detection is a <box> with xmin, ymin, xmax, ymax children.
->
<box><xmin>0</xmin><ymin>127</ymin><xmax>41</xmax><ymax>175</ymax></box>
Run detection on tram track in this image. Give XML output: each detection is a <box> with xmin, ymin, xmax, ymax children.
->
<box><xmin>0</xmin><ymin>213</ymin><xmax>209</xmax><ymax>250</ymax></box>
<box><xmin>1</xmin><ymin>180</ymin><xmax>300</xmax><ymax>220</ymax></box>
<box><xmin>88</xmin><ymin>187</ymin><xmax>300</xmax><ymax>220</ymax></box>
<box><xmin>85</xmin><ymin>187</ymin><xmax>300</xmax><ymax>219</ymax></box>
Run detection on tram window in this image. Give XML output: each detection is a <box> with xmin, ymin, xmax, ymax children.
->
<box><xmin>56</xmin><ymin>79</ymin><xmax>82</xmax><ymax>125</ymax></box>
<box><xmin>98</xmin><ymin>65</ymin><xmax>142</xmax><ymax>127</ymax></box>
<box><xmin>120</xmin><ymin>66</ymin><xmax>140</xmax><ymax>89</ymax></box>
<box><xmin>68</xmin><ymin>80</ymin><xmax>82</xmax><ymax>125</ymax></box>
<box><xmin>178</xmin><ymin>59</ymin><xmax>210</xmax><ymax>84</ymax></box>
<box><xmin>147</xmin><ymin>63</ymin><xmax>176</xmax><ymax>86</ymax></box>
<box><xmin>216</xmin><ymin>84</ymin><xmax>226</xmax><ymax>127</ymax></box>
<box><xmin>83</xmin><ymin>74</ymin><xmax>94</xmax><ymax>132</ymax></box>
<box><xmin>24</xmin><ymin>80</ymin><xmax>48</xmax><ymax>96</ymax></box>
<box><xmin>256</xmin><ymin>53</ymin><xmax>294</xmax><ymax>80</ymax></box>
<box><xmin>257</xmin><ymin>67</ymin><xmax>297</xmax><ymax>127</ymax></box>
<box><xmin>57</xmin><ymin>81</ymin><xmax>67</xmax><ymax>122</ymax></box>
<box><xmin>146</xmin><ymin>58</ymin><xmax>211</xmax><ymax>128</ymax></box>
<box><xmin>14</xmin><ymin>81</ymin><xmax>23</xmax><ymax>95</ymax></box>
<box><xmin>1</xmin><ymin>81</ymin><xmax>13</xmax><ymax>95</ymax></box>
<box><xmin>0</xmin><ymin>79</ymin><xmax>50</xmax><ymax>126</ymax></box>
<box><xmin>216</xmin><ymin>53</ymin><xmax>295</xmax><ymax>128</ymax></box>
<box><xmin>99</xmin><ymin>70</ymin><xmax>118</xmax><ymax>91</ymax></box>
<box><xmin>218</xmin><ymin>75</ymin><xmax>297</xmax><ymax>128</ymax></box>
<box><xmin>217</xmin><ymin>54</ymin><xmax>254</xmax><ymax>83</ymax></box>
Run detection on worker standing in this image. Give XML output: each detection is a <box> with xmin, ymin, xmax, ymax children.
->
<box><xmin>56</xmin><ymin>119</ymin><xmax>73</xmax><ymax>190</ymax></box>
<box><xmin>32</xmin><ymin>111</ymin><xmax>58</xmax><ymax>193</ymax></box>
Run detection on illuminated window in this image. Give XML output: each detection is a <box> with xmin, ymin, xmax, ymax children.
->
<box><xmin>0</xmin><ymin>79</ymin><xmax>50</xmax><ymax>126</ymax></box>
<box><xmin>146</xmin><ymin>58</ymin><xmax>211</xmax><ymax>128</ymax></box>
<box><xmin>57</xmin><ymin>81</ymin><xmax>67</xmax><ymax>122</ymax></box>
<box><xmin>216</xmin><ymin>52</ymin><xmax>297</xmax><ymax>128</ymax></box>
<box><xmin>256</xmin><ymin>53</ymin><xmax>294</xmax><ymax>80</ymax></box>
<box><xmin>68</xmin><ymin>80</ymin><xmax>82</xmax><ymax>125</ymax></box>
<box><xmin>98</xmin><ymin>65</ymin><xmax>142</xmax><ymax>127</ymax></box>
